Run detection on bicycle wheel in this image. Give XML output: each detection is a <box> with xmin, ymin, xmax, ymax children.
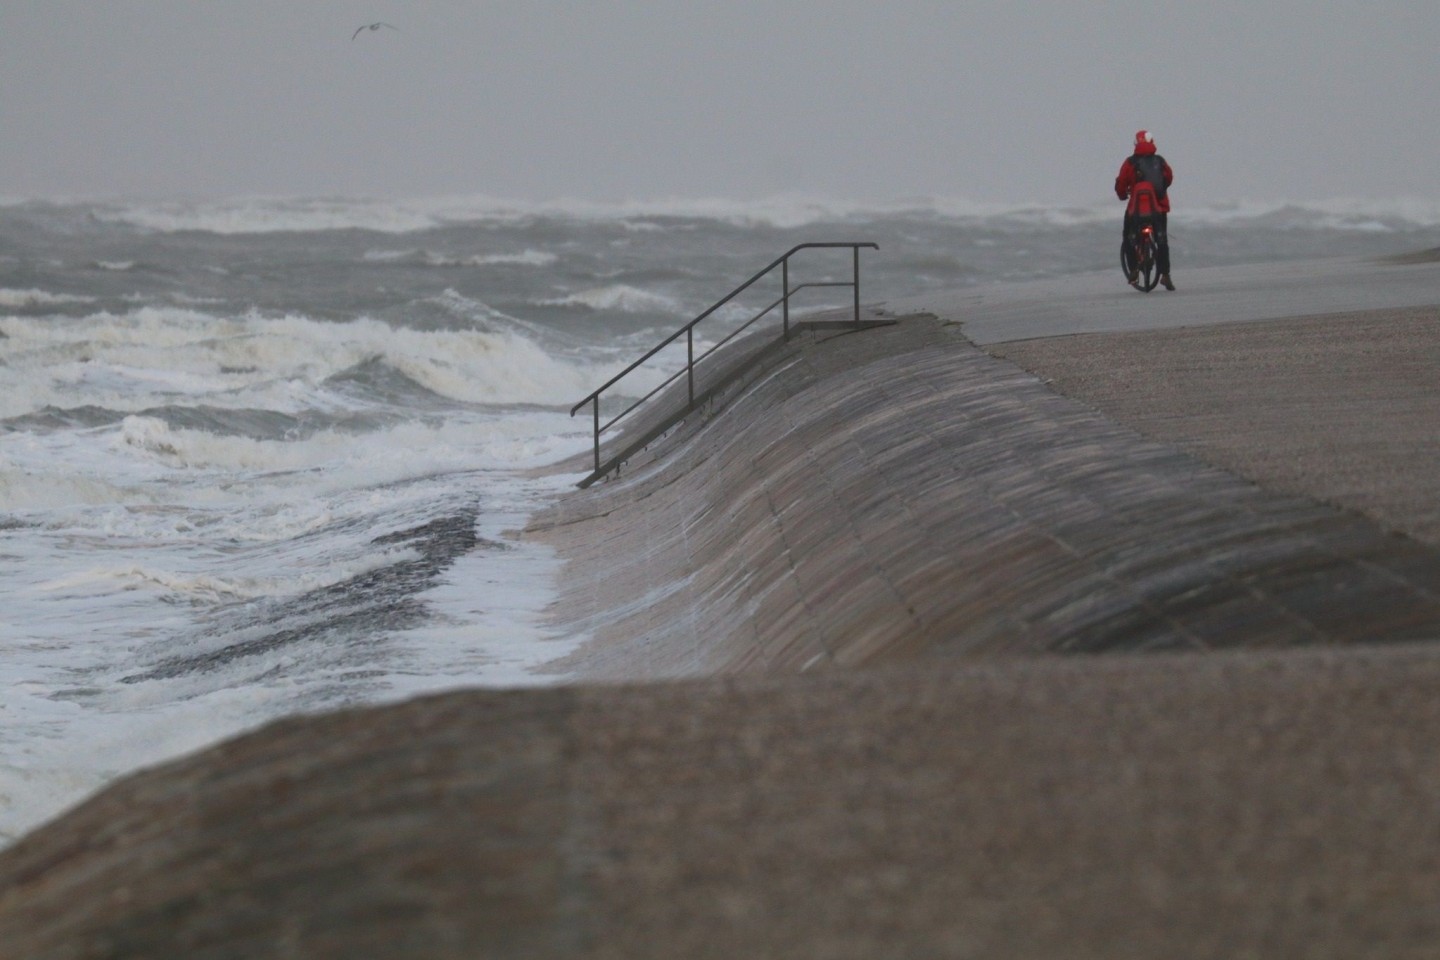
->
<box><xmin>1135</xmin><ymin>235</ymin><xmax>1159</xmax><ymax>292</ymax></box>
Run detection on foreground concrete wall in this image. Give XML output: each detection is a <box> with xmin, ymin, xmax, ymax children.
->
<box><xmin>6</xmin><ymin>649</ymin><xmax>1440</xmax><ymax>959</ymax></box>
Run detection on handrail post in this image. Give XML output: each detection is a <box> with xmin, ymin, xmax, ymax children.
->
<box><xmin>853</xmin><ymin>244</ymin><xmax>861</xmax><ymax>328</ymax></box>
<box><xmin>782</xmin><ymin>256</ymin><xmax>790</xmax><ymax>341</ymax></box>
<box><xmin>687</xmin><ymin>327</ymin><xmax>694</xmax><ymax>406</ymax></box>
<box><xmin>592</xmin><ymin>396</ymin><xmax>601</xmax><ymax>474</ymax></box>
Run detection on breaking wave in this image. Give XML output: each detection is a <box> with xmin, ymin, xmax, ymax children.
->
<box><xmin>72</xmin><ymin>194</ymin><xmax>1440</xmax><ymax>235</ymax></box>
<box><xmin>541</xmin><ymin>285</ymin><xmax>682</xmax><ymax>314</ymax></box>
<box><xmin>362</xmin><ymin>248</ymin><xmax>557</xmax><ymax>268</ymax></box>
<box><xmin>0</xmin><ymin>304</ymin><xmax>667</xmax><ymax>421</ymax></box>
<box><xmin>0</xmin><ymin>288</ymin><xmax>96</xmax><ymax>308</ymax></box>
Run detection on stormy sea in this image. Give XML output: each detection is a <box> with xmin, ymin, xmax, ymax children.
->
<box><xmin>4</xmin><ymin>193</ymin><xmax>1439</xmax><ymax>844</ymax></box>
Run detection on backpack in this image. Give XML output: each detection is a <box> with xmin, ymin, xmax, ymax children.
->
<box><xmin>1128</xmin><ymin>181</ymin><xmax>1162</xmax><ymax>218</ymax></box>
<box><xmin>1130</xmin><ymin>154</ymin><xmax>1168</xmax><ymax>202</ymax></box>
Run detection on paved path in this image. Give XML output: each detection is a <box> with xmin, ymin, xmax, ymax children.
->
<box><xmin>886</xmin><ymin>253</ymin><xmax>1440</xmax><ymax>343</ymax></box>
<box><xmin>992</xmin><ymin>305</ymin><xmax>1440</xmax><ymax>548</ymax></box>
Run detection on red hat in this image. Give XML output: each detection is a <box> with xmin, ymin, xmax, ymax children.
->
<box><xmin>1134</xmin><ymin>129</ymin><xmax>1154</xmax><ymax>147</ymax></box>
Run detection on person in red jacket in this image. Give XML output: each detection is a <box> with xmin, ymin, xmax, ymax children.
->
<box><xmin>1115</xmin><ymin>129</ymin><xmax>1175</xmax><ymax>290</ymax></box>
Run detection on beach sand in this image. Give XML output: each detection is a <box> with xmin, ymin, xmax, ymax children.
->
<box><xmin>5</xmin><ymin>258</ymin><xmax>1440</xmax><ymax>958</ymax></box>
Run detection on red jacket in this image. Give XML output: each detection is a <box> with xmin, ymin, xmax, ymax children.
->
<box><xmin>1115</xmin><ymin>141</ymin><xmax>1173</xmax><ymax>213</ymax></box>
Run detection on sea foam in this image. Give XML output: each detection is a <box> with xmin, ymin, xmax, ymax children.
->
<box><xmin>77</xmin><ymin>193</ymin><xmax>1440</xmax><ymax>235</ymax></box>
<box><xmin>362</xmin><ymin>248</ymin><xmax>557</xmax><ymax>267</ymax></box>
<box><xmin>542</xmin><ymin>284</ymin><xmax>683</xmax><ymax>314</ymax></box>
<box><xmin>0</xmin><ymin>288</ymin><xmax>95</xmax><ymax>308</ymax></box>
<box><xmin>0</xmin><ymin>304</ymin><xmax>665</xmax><ymax>421</ymax></box>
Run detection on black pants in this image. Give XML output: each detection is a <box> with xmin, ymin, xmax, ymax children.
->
<box><xmin>1123</xmin><ymin>212</ymin><xmax>1170</xmax><ymax>275</ymax></box>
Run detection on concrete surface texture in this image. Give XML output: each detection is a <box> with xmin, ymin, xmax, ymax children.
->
<box><xmin>4</xmin><ymin>254</ymin><xmax>1440</xmax><ymax>958</ymax></box>
<box><xmin>4</xmin><ymin>650</ymin><xmax>1440</xmax><ymax>959</ymax></box>
<box><xmin>534</xmin><ymin>312</ymin><xmax>1440</xmax><ymax>679</ymax></box>
<box><xmin>990</xmin><ymin>304</ymin><xmax>1440</xmax><ymax>547</ymax></box>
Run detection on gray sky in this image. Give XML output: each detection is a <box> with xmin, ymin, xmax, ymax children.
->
<box><xmin>1</xmin><ymin>1</ymin><xmax>1435</xmax><ymax>207</ymax></box>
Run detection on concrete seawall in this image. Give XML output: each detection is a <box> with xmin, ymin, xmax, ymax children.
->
<box><xmin>6</xmin><ymin>256</ymin><xmax>1440</xmax><ymax>957</ymax></box>
<box><xmin>7</xmin><ymin>649</ymin><xmax>1440</xmax><ymax>958</ymax></box>
<box><xmin>533</xmin><ymin>305</ymin><xmax>1440</xmax><ymax>679</ymax></box>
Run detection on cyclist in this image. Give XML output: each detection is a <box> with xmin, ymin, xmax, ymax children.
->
<box><xmin>1115</xmin><ymin>130</ymin><xmax>1174</xmax><ymax>290</ymax></box>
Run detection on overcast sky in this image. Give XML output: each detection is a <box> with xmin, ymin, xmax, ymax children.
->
<box><xmin>1</xmin><ymin>2</ymin><xmax>1435</xmax><ymax>207</ymax></box>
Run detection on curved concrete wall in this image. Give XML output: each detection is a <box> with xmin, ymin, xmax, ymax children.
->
<box><xmin>8</xmin><ymin>649</ymin><xmax>1440</xmax><ymax>958</ymax></box>
<box><xmin>534</xmin><ymin>314</ymin><xmax>1440</xmax><ymax>680</ymax></box>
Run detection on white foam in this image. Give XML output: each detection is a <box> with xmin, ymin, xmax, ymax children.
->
<box><xmin>110</xmin><ymin>411</ymin><xmax>589</xmax><ymax>481</ymax></box>
<box><xmin>542</xmin><ymin>284</ymin><xmax>682</xmax><ymax>314</ymax></box>
<box><xmin>89</xmin><ymin>193</ymin><xmax>1004</xmax><ymax>233</ymax></box>
<box><xmin>0</xmin><ymin>288</ymin><xmax>95</xmax><ymax>308</ymax></box>
<box><xmin>95</xmin><ymin>197</ymin><xmax>443</xmax><ymax>234</ymax></box>
<box><xmin>31</xmin><ymin>553</ymin><xmax>402</xmax><ymax>604</ymax></box>
<box><xmin>39</xmin><ymin>193</ymin><xmax>1440</xmax><ymax>235</ymax></box>
<box><xmin>0</xmin><ymin>461</ymin><xmax>151</xmax><ymax>511</ymax></box>
<box><xmin>360</xmin><ymin>248</ymin><xmax>412</xmax><ymax>262</ymax></box>
<box><xmin>0</xmin><ymin>304</ymin><xmax>663</xmax><ymax>420</ymax></box>
<box><xmin>363</xmin><ymin>248</ymin><xmax>557</xmax><ymax>267</ymax></box>
<box><xmin>0</xmin><ymin>457</ymin><xmax>587</xmax><ymax>847</ymax></box>
<box><xmin>391</xmin><ymin>473</ymin><xmax>586</xmax><ymax>694</ymax></box>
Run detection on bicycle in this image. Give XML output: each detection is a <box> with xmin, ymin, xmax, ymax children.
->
<box><xmin>1120</xmin><ymin>222</ymin><xmax>1161</xmax><ymax>292</ymax></box>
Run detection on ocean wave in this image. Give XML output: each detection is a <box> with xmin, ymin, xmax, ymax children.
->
<box><xmin>112</xmin><ymin>411</ymin><xmax>591</xmax><ymax>481</ymax></box>
<box><xmin>1</xmin><ymin>303</ymin><xmax>654</xmax><ymax>415</ymax></box>
<box><xmin>113</xmin><ymin>413</ymin><xmax>431</xmax><ymax>476</ymax></box>
<box><xmin>0</xmin><ymin>288</ymin><xmax>96</xmax><ymax>308</ymax></box>
<box><xmin>1177</xmin><ymin>199</ymin><xmax>1440</xmax><ymax>232</ymax></box>
<box><xmin>541</xmin><ymin>284</ymin><xmax>682</xmax><ymax>314</ymax></box>
<box><xmin>0</xmin><ymin>463</ymin><xmax>148</xmax><ymax>511</ymax></box>
<box><xmin>92</xmin><ymin>197</ymin><xmax>443</xmax><ymax>234</ymax></box>
<box><xmin>88</xmin><ymin>194</ymin><xmax>1049</xmax><ymax>233</ymax></box>
<box><xmin>68</xmin><ymin>194</ymin><xmax>1440</xmax><ymax>235</ymax></box>
<box><xmin>362</xmin><ymin>248</ymin><xmax>557</xmax><ymax>268</ymax></box>
<box><xmin>32</xmin><ymin>550</ymin><xmax>413</xmax><ymax>605</ymax></box>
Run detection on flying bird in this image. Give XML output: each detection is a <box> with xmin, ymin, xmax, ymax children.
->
<box><xmin>352</xmin><ymin>22</ymin><xmax>399</xmax><ymax>41</ymax></box>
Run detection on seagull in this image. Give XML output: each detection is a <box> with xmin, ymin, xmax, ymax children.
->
<box><xmin>352</xmin><ymin>22</ymin><xmax>399</xmax><ymax>41</ymax></box>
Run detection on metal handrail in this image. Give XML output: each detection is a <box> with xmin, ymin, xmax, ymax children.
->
<box><xmin>570</xmin><ymin>242</ymin><xmax>878</xmax><ymax>480</ymax></box>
